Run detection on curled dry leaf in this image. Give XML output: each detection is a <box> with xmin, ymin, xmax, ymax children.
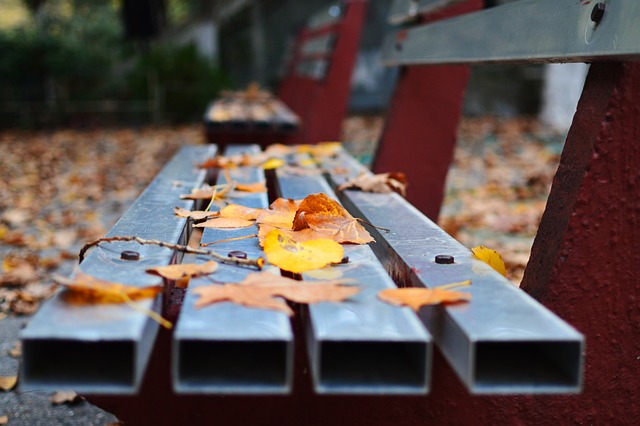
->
<box><xmin>146</xmin><ymin>260</ymin><xmax>219</xmax><ymax>280</ymax></box>
<box><xmin>0</xmin><ymin>376</ymin><xmax>17</xmax><ymax>392</ymax></box>
<box><xmin>235</xmin><ymin>181</ymin><xmax>267</xmax><ymax>193</ymax></box>
<box><xmin>471</xmin><ymin>245</ymin><xmax>507</xmax><ymax>277</ymax></box>
<box><xmin>378</xmin><ymin>281</ymin><xmax>472</xmax><ymax>311</ymax></box>
<box><xmin>219</xmin><ymin>204</ymin><xmax>263</xmax><ymax>221</ymax></box>
<box><xmin>180</xmin><ymin>184</ymin><xmax>232</xmax><ymax>201</ymax></box>
<box><xmin>194</xmin><ymin>217</ymin><xmax>256</xmax><ymax>229</ymax></box>
<box><xmin>338</xmin><ymin>172</ymin><xmax>407</xmax><ymax>197</ymax></box>
<box><xmin>256</xmin><ymin>198</ymin><xmax>299</xmax><ymax>228</ymax></box>
<box><xmin>173</xmin><ymin>207</ymin><xmax>218</xmax><ymax>221</ymax></box>
<box><xmin>293</xmin><ymin>193</ymin><xmax>374</xmax><ymax>244</ymax></box>
<box><xmin>193</xmin><ymin>271</ymin><xmax>359</xmax><ymax>316</ymax></box>
<box><xmin>263</xmin><ymin>229</ymin><xmax>344</xmax><ymax>273</ymax></box>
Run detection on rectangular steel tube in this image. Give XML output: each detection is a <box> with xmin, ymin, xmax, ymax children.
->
<box><xmin>319</xmin><ymin>150</ymin><xmax>584</xmax><ymax>394</ymax></box>
<box><xmin>382</xmin><ymin>0</ymin><xmax>640</xmax><ymax>66</ymax></box>
<box><xmin>275</xmin><ymin>168</ymin><xmax>432</xmax><ymax>394</ymax></box>
<box><xmin>173</xmin><ymin>145</ymin><xmax>294</xmax><ymax>394</ymax></box>
<box><xmin>388</xmin><ymin>0</ymin><xmax>467</xmax><ymax>24</ymax></box>
<box><xmin>20</xmin><ymin>145</ymin><xmax>215</xmax><ymax>394</ymax></box>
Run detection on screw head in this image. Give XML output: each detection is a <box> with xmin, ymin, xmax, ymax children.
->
<box><xmin>435</xmin><ymin>254</ymin><xmax>455</xmax><ymax>264</ymax></box>
<box><xmin>228</xmin><ymin>250</ymin><xmax>247</xmax><ymax>259</ymax></box>
<box><xmin>591</xmin><ymin>3</ymin><xmax>606</xmax><ymax>24</ymax></box>
<box><xmin>121</xmin><ymin>250</ymin><xmax>140</xmax><ymax>261</ymax></box>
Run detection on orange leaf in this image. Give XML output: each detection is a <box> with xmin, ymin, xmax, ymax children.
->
<box><xmin>180</xmin><ymin>184</ymin><xmax>232</xmax><ymax>200</ymax></box>
<box><xmin>378</xmin><ymin>281</ymin><xmax>471</xmax><ymax>311</ymax></box>
<box><xmin>146</xmin><ymin>260</ymin><xmax>218</xmax><ymax>280</ymax></box>
<box><xmin>0</xmin><ymin>376</ymin><xmax>17</xmax><ymax>391</ymax></box>
<box><xmin>263</xmin><ymin>229</ymin><xmax>344</xmax><ymax>273</ymax></box>
<box><xmin>193</xmin><ymin>271</ymin><xmax>358</xmax><ymax>316</ymax></box>
<box><xmin>194</xmin><ymin>217</ymin><xmax>255</xmax><ymax>229</ymax></box>
<box><xmin>292</xmin><ymin>193</ymin><xmax>374</xmax><ymax>244</ymax></box>
<box><xmin>173</xmin><ymin>207</ymin><xmax>218</xmax><ymax>221</ymax></box>
<box><xmin>235</xmin><ymin>181</ymin><xmax>267</xmax><ymax>193</ymax></box>
<box><xmin>471</xmin><ymin>246</ymin><xmax>507</xmax><ymax>277</ymax></box>
<box><xmin>219</xmin><ymin>204</ymin><xmax>263</xmax><ymax>221</ymax></box>
<box><xmin>256</xmin><ymin>198</ymin><xmax>299</xmax><ymax>228</ymax></box>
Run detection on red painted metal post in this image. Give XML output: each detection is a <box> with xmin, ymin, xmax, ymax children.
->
<box><xmin>278</xmin><ymin>0</ymin><xmax>367</xmax><ymax>144</ymax></box>
<box><xmin>373</xmin><ymin>0</ymin><xmax>483</xmax><ymax>222</ymax></box>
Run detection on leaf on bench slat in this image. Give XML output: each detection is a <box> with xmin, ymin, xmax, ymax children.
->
<box><xmin>193</xmin><ymin>271</ymin><xmax>358</xmax><ymax>316</ymax></box>
<box><xmin>337</xmin><ymin>172</ymin><xmax>407</xmax><ymax>197</ymax></box>
<box><xmin>378</xmin><ymin>281</ymin><xmax>472</xmax><ymax>311</ymax></box>
<box><xmin>146</xmin><ymin>261</ymin><xmax>219</xmax><ymax>280</ymax></box>
<box><xmin>194</xmin><ymin>217</ymin><xmax>255</xmax><ymax>229</ymax></box>
<box><xmin>264</xmin><ymin>229</ymin><xmax>344</xmax><ymax>274</ymax></box>
<box><xmin>471</xmin><ymin>245</ymin><xmax>507</xmax><ymax>277</ymax></box>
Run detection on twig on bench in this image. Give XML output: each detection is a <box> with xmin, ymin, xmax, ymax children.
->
<box><xmin>79</xmin><ymin>236</ymin><xmax>264</xmax><ymax>270</ymax></box>
<box><xmin>356</xmin><ymin>217</ymin><xmax>390</xmax><ymax>233</ymax></box>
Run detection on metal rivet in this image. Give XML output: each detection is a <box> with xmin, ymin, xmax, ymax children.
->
<box><xmin>228</xmin><ymin>250</ymin><xmax>247</xmax><ymax>259</ymax></box>
<box><xmin>121</xmin><ymin>250</ymin><xmax>140</xmax><ymax>261</ymax></box>
<box><xmin>591</xmin><ymin>3</ymin><xmax>606</xmax><ymax>24</ymax></box>
<box><xmin>435</xmin><ymin>254</ymin><xmax>454</xmax><ymax>264</ymax></box>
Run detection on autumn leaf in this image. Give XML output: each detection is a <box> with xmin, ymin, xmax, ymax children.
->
<box><xmin>378</xmin><ymin>281</ymin><xmax>472</xmax><ymax>311</ymax></box>
<box><xmin>180</xmin><ymin>184</ymin><xmax>232</xmax><ymax>201</ymax></box>
<box><xmin>53</xmin><ymin>272</ymin><xmax>171</xmax><ymax>329</ymax></box>
<box><xmin>257</xmin><ymin>223</ymin><xmax>329</xmax><ymax>247</ymax></box>
<box><xmin>262</xmin><ymin>158</ymin><xmax>285</xmax><ymax>170</ymax></box>
<box><xmin>173</xmin><ymin>207</ymin><xmax>218</xmax><ymax>221</ymax></box>
<box><xmin>146</xmin><ymin>260</ymin><xmax>218</xmax><ymax>280</ymax></box>
<box><xmin>256</xmin><ymin>198</ymin><xmax>299</xmax><ymax>228</ymax></box>
<box><xmin>0</xmin><ymin>376</ymin><xmax>17</xmax><ymax>392</ymax></box>
<box><xmin>338</xmin><ymin>172</ymin><xmax>407</xmax><ymax>197</ymax></box>
<box><xmin>51</xmin><ymin>391</ymin><xmax>80</xmax><ymax>405</ymax></box>
<box><xmin>194</xmin><ymin>217</ymin><xmax>256</xmax><ymax>229</ymax></box>
<box><xmin>193</xmin><ymin>271</ymin><xmax>359</xmax><ymax>316</ymax></box>
<box><xmin>0</xmin><ymin>415</ymin><xmax>7</xmax><ymax>425</ymax></box>
<box><xmin>235</xmin><ymin>181</ymin><xmax>267</xmax><ymax>193</ymax></box>
<box><xmin>292</xmin><ymin>193</ymin><xmax>374</xmax><ymax>244</ymax></box>
<box><xmin>471</xmin><ymin>245</ymin><xmax>507</xmax><ymax>277</ymax></box>
<box><xmin>263</xmin><ymin>229</ymin><xmax>344</xmax><ymax>273</ymax></box>
<box><xmin>218</xmin><ymin>204</ymin><xmax>263</xmax><ymax>221</ymax></box>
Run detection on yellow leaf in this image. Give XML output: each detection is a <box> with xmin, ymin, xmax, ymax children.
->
<box><xmin>146</xmin><ymin>261</ymin><xmax>218</xmax><ymax>280</ymax></box>
<box><xmin>263</xmin><ymin>229</ymin><xmax>344</xmax><ymax>273</ymax></box>
<box><xmin>262</xmin><ymin>158</ymin><xmax>285</xmax><ymax>170</ymax></box>
<box><xmin>218</xmin><ymin>204</ymin><xmax>263</xmax><ymax>220</ymax></box>
<box><xmin>235</xmin><ymin>181</ymin><xmax>267</xmax><ymax>193</ymax></box>
<box><xmin>194</xmin><ymin>217</ymin><xmax>255</xmax><ymax>229</ymax></box>
<box><xmin>471</xmin><ymin>245</ymin><xmax>507</xmax><ymax>277</ymax></box>
<box><xmin>0</xmin><ymin>376</ymin><xmax>17</xmax><ymax>392</ymax></box>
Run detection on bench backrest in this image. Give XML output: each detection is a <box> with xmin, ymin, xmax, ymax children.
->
<box><xmin>374</xmin><ymin>0</ymin><xmax>640</xmax><ymax>423</ymax></box>
<box><xmin>277</xmin><ymin>0</ymin><xmax>368</xmax><ymax>144</ymax></box>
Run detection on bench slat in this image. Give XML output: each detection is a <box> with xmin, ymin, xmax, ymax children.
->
<box><xmin>20</xmin><ymin>145</ymin><xmax>215</xmax><ymax>394</ymax></box>
<box><xmin>173</xmin><ymin>145</ymin><xmax>293</xmax><ymax>394</ymax></box>
<box><xmin>382</xmin><ymin>0</ymin><xmax>640</xmax><ymax>66</ymax></box>
<box><xmin>275</xmin><ymin>164</ymin><xmax>432</xmax><ymax>395</ymax></box>
<box><xmin>388</xmin><ymin>0</ymin><xmax>466</xmax><ymax>24</ymax></box>
<box><xmin>319</xmin><ymin>149</ymin><xmax>585</xmax><ymax>394</ymax></box>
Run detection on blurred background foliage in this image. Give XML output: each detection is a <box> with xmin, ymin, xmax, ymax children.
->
<box><xmin>0</xmin><ymin>0</ymin><xmax>230</xmax><ymax>128</ymax></box>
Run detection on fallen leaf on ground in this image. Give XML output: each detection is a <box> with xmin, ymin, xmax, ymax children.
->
<box><xmin>0</xmin><ymin>259</ymin><xmax>38</xmax><ymax>287</ymax></box>
<box><xmin>256</xmin><ymin>198</ymin><xmax>299</xmax><ymax>228</ymax></box>
<box><xmin>173</xmin><ymin>207</ymin><xmax>218</xmax><ymax>221</ymax></box>
<box><xmin>471</xmin><ymin>246</ymin><xmax>507</xmax><ymax>277</ymax></box>
<box><xmin>0</xmin><ymin>415</ymin><xmax>8</xmax><ymax>425</ymax></box>
<box><xmin>219</xmin><ymin>204</ymin><xmax>263</xmax><ymax>221</ymax></box>
<box><xmin>146</xmin><ymin>261</ymin><xmax>218</xmax><ymax>280</ymax></box>
<box><xmin>51</xmin><ymin>390</ymin><xmax>79</xmax><ymax>405</ymax></box>
<box><xmin>8</xmin><ymin>341</ymin><xmax>22</xmax><ymax>358</ymax></box>
<box><xmin>193</xmin><ymin>271</ymin><xmax>358</xmax><ymax>316</ymax></box>
<box><xmin>338</xmin><ymin>172</ymin><xmax>407</xmax><ymax>196</ymax></box>
<box><xmin>263</xmin><ymin>229</ymin><xmax>344</xmax><ymax>273</ymax></box>
<box><xmin>194</xmin><ymin>217</ymin><xmax>256</xmax><ymax>229</ymax></box>
<box><xmin>378</xmin><ymin>281</ymin><xmax>472</xmax><ymax>311</ymax></box>
<box><xmin>292</xmin><ymin>193</ymin><xmax>374</xmax><ymax>244</ymax></box>
<box><xmin>0</xmin><ymin>376</ymin><xmax>17</xmax><ymax>391</ymax></box>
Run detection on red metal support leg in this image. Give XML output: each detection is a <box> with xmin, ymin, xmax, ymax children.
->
<box><xmin>373</xmin><ymin>0</ymin><xmax>483</xmax><ymax>221</ymax></box>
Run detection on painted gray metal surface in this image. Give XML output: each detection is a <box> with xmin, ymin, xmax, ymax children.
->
<box><xmin>388</xmin><ymin>0</ymin><xmax>466</xmax><ymax>24</ymax></box>
<box><xmin>382</xmin><ymin>0</ymin><xmax>640</xmax><ymax>66</ymax></box>
<box><xmin>275</xmin><ymin>168</ymin><xmax>432</xmax><ymax>394</ymax></box>
<box><xmin>173</xmin><ymin>145</ymin><xmax>293</xmax><ymax>394</ymax></box>
<box><xmin>301</xmin><ymin>33</ymin><xmax>336</xmax><ymax>57</ymax></box>
<box><xmin>20</xmin><ymin>145</ymin><xmax>215</xmax><ymax>394</ymax></box>
<box><xmin>319</xmin><ymin>149</ymin><xmax>584</xmax><ymax>394</ymax></box>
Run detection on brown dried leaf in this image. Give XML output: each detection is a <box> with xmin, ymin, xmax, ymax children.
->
<box><xmin>219</xmin><ymin>204</ymin><xmax>263</xmax><ymax>221</ymax></box>
<box><xmin>55</xmin><ymin>272</ymin><xmax>163</xmax><ymax>305</ymax></box>
<box><xmin>146</xmin><ymin>261</ymin><xmax>219</xmax><ymax>280</ymax></box>
<box><xmin>292</xmin><ymin>193</ymin><xmax>374</xmax><ymax>244</ymax></box>
<box><xmin>235</xmin><ymin>181</ymin><xmax>267</xmax><ymax>193</ymax></box>
<box><xmin>8</xmin><ymin>341</ymin><xmax>22</xmax><ymax>358</ymax></box>
<box><xmin>0</xmin><ymin>415</ymin><xmax>8</xmax><ymax>425</ymax></box>
<box><xmin>193</xmin><ymin>271</ymin><xmax>358</xmax><ymax>316</ymax></box>
<box><xmin>338</xmin><ymin>172</ymin><xmax>407</xmax><ymax>197</ymax></box>
<box><xmin>256</xmin><ymin>198</ymin><xmax>299</xmax><ymax>228</ymax></box>
<box><xmin>0</xmin><ymin>259</ymin><xmax>38</xmax><ymax>287</ymax></box>
<box><xmin>173</xmin><ymin>207</ymin><xmax>218</xmax><ymax>221</ymax></box>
